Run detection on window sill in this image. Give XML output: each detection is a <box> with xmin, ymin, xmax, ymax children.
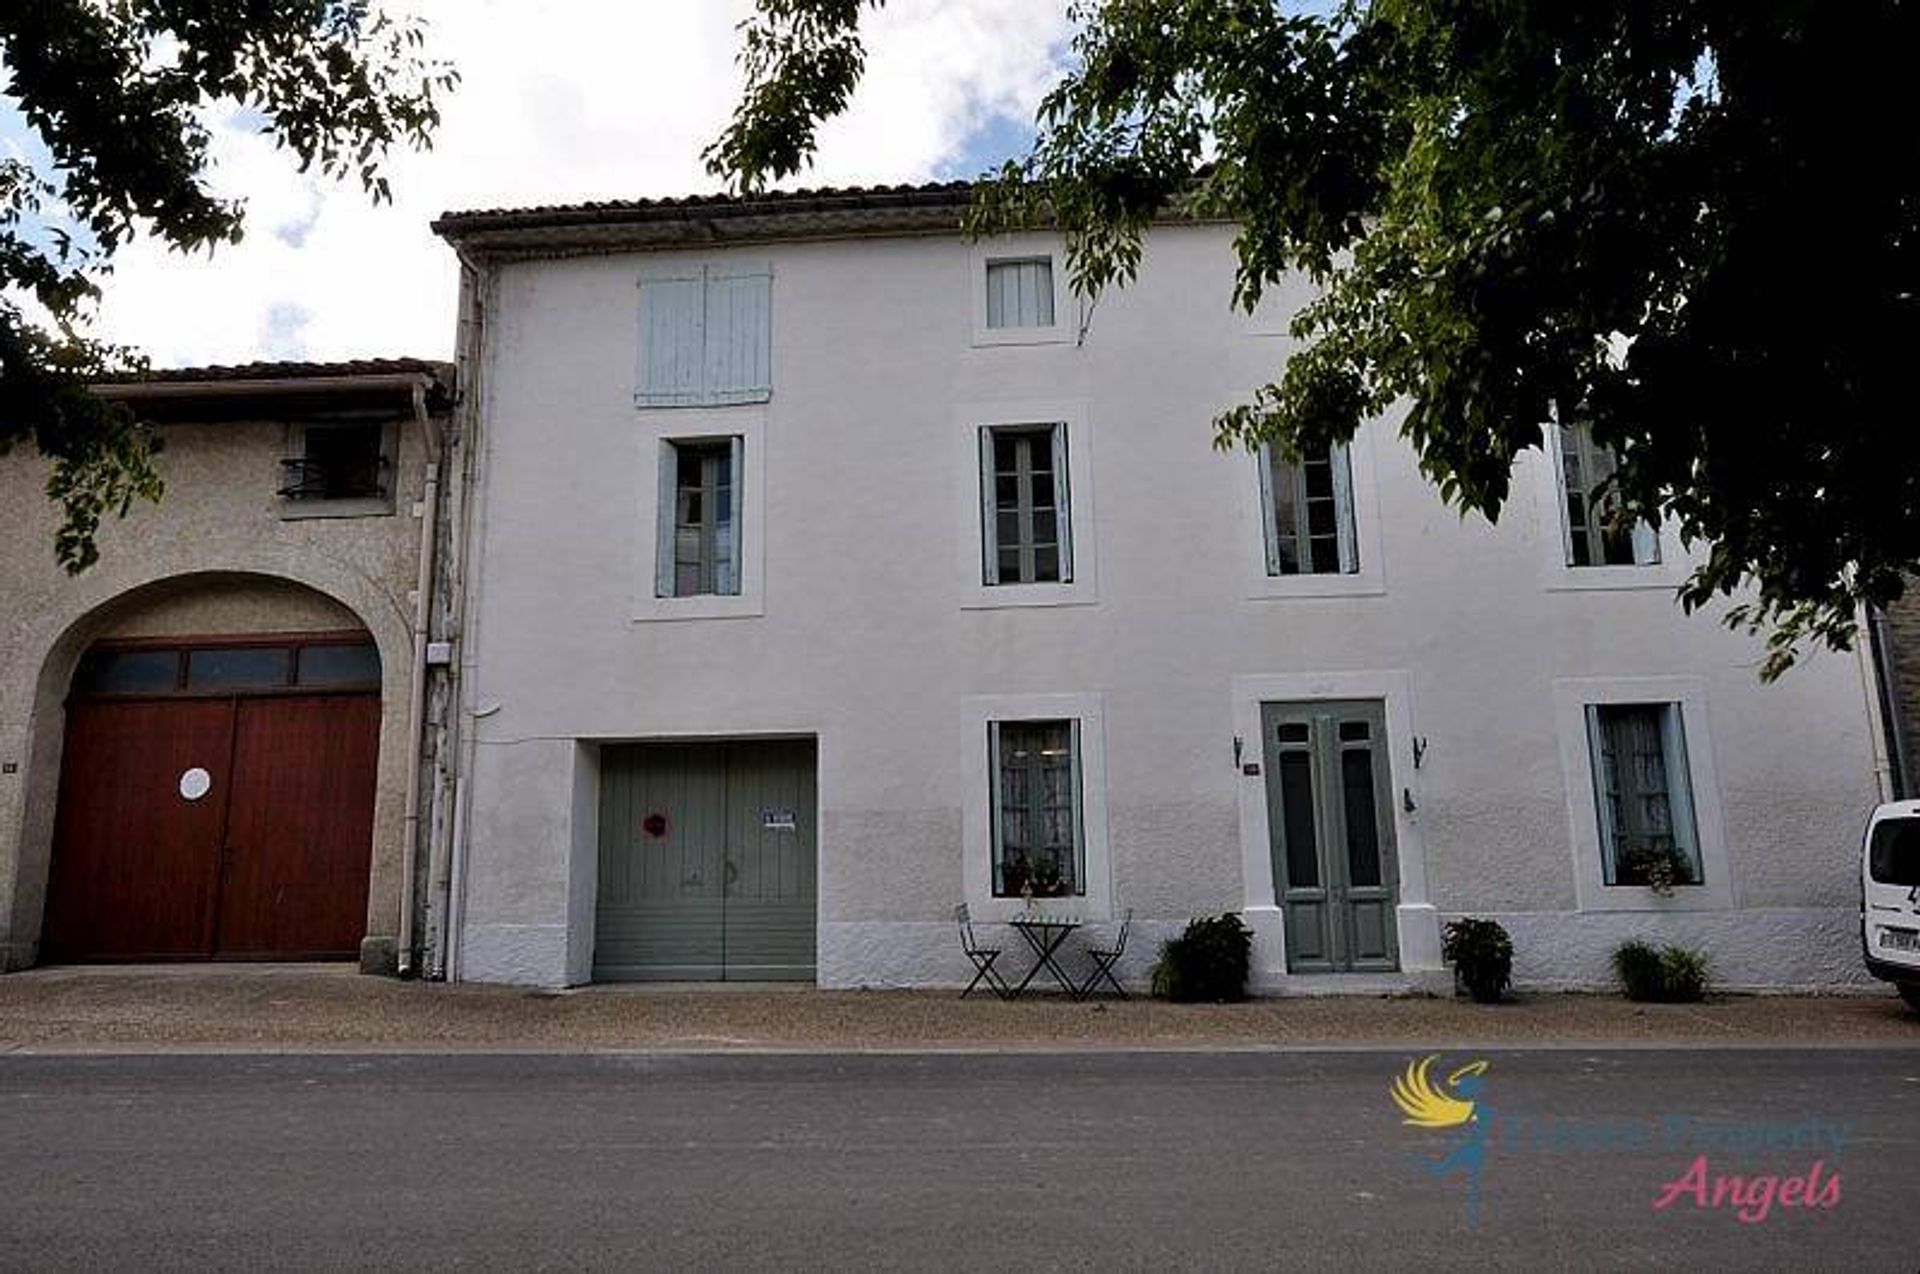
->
<box><xmin>633</xmin><ymin>390</ymin><xmax>772</xmax><ymax>409</ymax></box>
<box><xmin>1577</xmin><ymin>884</ymin><xmax>1732</xmax><ymax>913</ymax></box>
<box><xmin>961</xmin><ymin>582</ymin><xmax>1099</xmax><ymax>611</ymax></box>
<box><xmin>632</xmin><ymin>594</ymin><xmax>764</xmax><ymax>623</ymax></box>
<box><xmin>278</xmin><ymin>497</ymin><xmax>395</xmax><ymax>521</ymax></box>
<box><xmin>1545</xmin><ymin>565</ymin><xmax>1686</xmax><ymax>594</ymax></box>
<box><xmin>1248</xmin><ymin>571</ymin><xmax>1386</xmax><ymax>601</ymax></box>
<box><xmin>970</xmin><ymin>325</ymin><xmax>1075</xmax><ymax>349</ymax></box>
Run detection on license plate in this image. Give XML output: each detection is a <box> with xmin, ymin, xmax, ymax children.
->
<box><xmin>1880</xmin><ymin>928</ymin><xmax>1920</xmax><ymax>952</ymax></box>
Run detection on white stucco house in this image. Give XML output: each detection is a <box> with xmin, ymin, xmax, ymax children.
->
<box><xmin>426</xmin><ymin>182</ymin><xmax>1895</xmax><ymax>992</ymax></box>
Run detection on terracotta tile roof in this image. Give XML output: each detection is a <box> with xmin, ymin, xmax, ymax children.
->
<box><xmin>99</xmin><ymin>358</ymin><xmax>453</xmax><ymax>386</ymax></box>
<box><xmin>433</xmin><ymin>179</ymin><xmax>973</xmax><ymax>235</ymax></box>
<box><xmin>432</xmin><ymin>180</ymin><xmax>979</xmax><ymax>254</ymax></box>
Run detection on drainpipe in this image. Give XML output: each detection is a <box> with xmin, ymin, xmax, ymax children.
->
<box><xmin>432</xmin><ymin>250</ymin><xmax>494</xmax><ymax>981</ymax></box>
<box><xmin>395</xmin><ymin>381</ymin><xmax>443</xmax><ymax>976</ymax></box>
<box><xmin>1856</xmin><ymin>605</ymin><xmax>1897</xmax><ymax>804</ymax></box>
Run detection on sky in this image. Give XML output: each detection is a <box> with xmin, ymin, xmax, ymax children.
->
<box><xmin>0</xmin><ymin>0</ymin><xmax>1073</xmax><ymax>368</ymax></box>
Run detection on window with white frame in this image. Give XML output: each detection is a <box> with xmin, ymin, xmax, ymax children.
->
<box><xmin>1259</xmin><ymin>442</ymin><xmax>1357</xmax><ymax>575</ymax></box>
<box><xmin>980</xmin><ymin>423</ymin><xmax>1071</xmax><ymax>585</ymax></box>
<box><xmin>636</xmin><ymin>266</ymin><xmax>772</xmax><ymax>407</ymax></box>
<box><xmin>655</xmin><ymin>437</ymin><xmax>742</xmax><ymax>597</ymax></box>
<box><xmin>1586</xmin><ymin>703</ymin><xmax>1702</xmax><ymax>889</ymax></box>
<box><xmin>990</xmin><ymin>719</ymin><xmax>1084</xmax><ymax>898</ymax></box>
<box><xmin>1559</xmin><ymin>420</ymin><xmax>1658</xmax><ymax>567</ymax></box>
<box><xmin>984</xmin><ymin>257</ymin><xmax>1055</xmax><ymax>330</ymax></box>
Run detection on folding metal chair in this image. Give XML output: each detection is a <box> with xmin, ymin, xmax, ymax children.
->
<box><xmin>955</xmin><ymin>903</ymin><xmax>1010</xmax><ymax>1000</ymax></box>
<box><xmin>1079</xmin><ymin>908</ymin><xmax>1132</xmax><ymax>999</ymax></box>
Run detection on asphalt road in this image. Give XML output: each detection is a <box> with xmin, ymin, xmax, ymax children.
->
<box><xmin>1</xmin><ymin>1049</ymin><xmax>1915</xmax><ymax>1272</ymax></box>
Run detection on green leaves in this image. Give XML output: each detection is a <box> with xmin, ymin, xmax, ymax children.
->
<box><xmin>0</xmin><ymin>1</ymin><xmax>455</xmax><ymax>571</ymax></box>
<box><xmin>714</xmin><ymin>0</ymin><xmax>1920</xmax><ymax>676</ymax></box>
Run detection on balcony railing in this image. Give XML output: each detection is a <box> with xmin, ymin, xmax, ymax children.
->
<box><xmin>278</xmin><ymin>455</ymin><xmax>390</xmax><ymax>501</ymax></box>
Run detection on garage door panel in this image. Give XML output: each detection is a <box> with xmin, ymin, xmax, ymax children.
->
<box><xmin>723</xmin><ymin>740</ymin><xmax>816</xmax><ymax>980</ymax></box>
<box><xmin>596</xmin><ymin>742</ymin><xmax>728</xmax><ymax>980</ymax></box>
<box><xmin>217</xmin><ymin>695</ymin><xmax>379</xmax><ymax>959</ymax></box>
<box><xmin>596</xmin><ymin>739</ymin><xmax>816</xmax><ymax>983</ymax></box>
<box><xmin>43</xmin><ymin>700</ymin><xmax>235</xmax><ymax>960</ymax></box>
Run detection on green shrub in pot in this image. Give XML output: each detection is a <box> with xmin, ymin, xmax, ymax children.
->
<box><xmin>1150</xmin><ymin>913</ymin><xmax>1252</xmax><ymax>1002</ymax></box>
<box><xmin>1441</xmin><ymin>918</ymin><xmax>1513</xmax><ymax>1003</ymax></box>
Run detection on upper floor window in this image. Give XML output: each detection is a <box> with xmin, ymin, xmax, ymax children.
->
<box><xmin>990</xmin><ymin>718</ymin><xmax>1084</xmax><ymax>898</ymax></box>
<box><xmin>636</xmin><ymin>266</ymin><xmax>771</xmax><ymax>407</ymax></box>
<box><xmin>655</xmin><ymin>436</ymin><xmax>741</xmax><ymax>597</ymax></box>
<box><xmin>1560</xmin><ymin>420</ymin><xmax>1658</xmax><ymax>567</ymax></box>
<box><xmin>1260</xmin><ymin>442</ymin><xmax>1357</xmax><ymax>576</ymax></box>
<box><xmin>280</xmin><ymin>422</ymin><xmax>389</xmax><ymax>502</ymax></box>
<box><xmin>985</xmin><ymin>257</ymin><xmax>1055</xmax><ymax>330</ymax></box>
<box><xmin>1587</xmin><ymin>702</ymin><xmax>1701</xmax><ymax>890</ymax></box>
<box><xmin>980</xmin><ymin>423</ymin><xmax>1071</xmax><ymax>585</ymax></box>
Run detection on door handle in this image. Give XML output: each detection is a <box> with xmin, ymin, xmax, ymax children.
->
<box><xmin>723</xmin><ymin>860</ymin><xmax>739</xmax><ymax>894</ymax></box>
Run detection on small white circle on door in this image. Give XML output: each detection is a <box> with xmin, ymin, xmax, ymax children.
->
<box><xmin>178</xmin><ymin>767</ymin><xmax>212</xmax><ymax>801</ymax></box>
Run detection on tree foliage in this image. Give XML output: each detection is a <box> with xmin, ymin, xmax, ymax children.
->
<box><xmin>711</xmin><ymin>0</ymin><xmax>1920</xmax><ymax>676</ymax></box>
<box><xmin>0</xmin><ymin>1</ymin><xmax>455</xmax><ymax>570</ymax></box>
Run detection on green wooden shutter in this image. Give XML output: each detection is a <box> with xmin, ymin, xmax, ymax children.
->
<box><xmin>1586</xmin><ymin>706</ymin><xmax>1621</xmax><ymax>883</ymax></box>
<box><xmin>1067</xmin><ymin>718</ymin><xmax>1086</xmax><ymax>896</ymax></box>
<box><xmin>1050</xmin><ymin>423</ymin><xmax>1073</xmax><ymax>584</ymax></box>
<box><xmin>1331</xmin><ymin>442</ymin><xmax>1358</xmax><ymax>573</ymax></box>
<box><xmin>636</xmin><ymin>273</ymin><xmax>706</xmax><ymax>406</ymax></box>
<box><xmin>1660</xmin><ymin>704</ymin><xmax>1702</xmax><ymax>881</ymax></box>
<box><xmin>1558</xmin><ymin>423</ymin><xmax>1585</xmax><ymax>567</ymax></box>
<box><xmin>655</xmin><ymin>440</ymin><xmax>679</xmax><ymax>597</ymax></box>
<box><xmin>1257</xmin><ymin>447</ymin><xmax>1281</xmax><ymax>576</ymax></box>
<box><xmin>987</xmin><ymin>720</ymin><xmax>1005</xmax><ymax>892</ymax></box>
<box><xmin>720</xmin><ymin>434</ymin><xmax>745</xmax><ymax>595</ymax></box>
<box><xmin>1631</xmin><ymin>520</ymin><xmax>1661</xmax><ymax>566</ymax></box>
<box><xmin>705</xmin><ymin>270</ymin><xmax>772</xmax><ymax>404</ymax></box>
<box><xmin>979</xmin><ymin>428</ymin><xmax>1000</xmax><ymax>585</ymax></box>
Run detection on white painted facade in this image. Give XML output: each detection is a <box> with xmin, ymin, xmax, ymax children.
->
<box><xmin>442</xmin><ymin>210</ymin><xmax>1886</xmax><ymax>992</ymax></box>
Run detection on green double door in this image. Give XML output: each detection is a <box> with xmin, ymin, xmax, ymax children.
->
<box><xmin>1261</xmin><ymin>701</ymin><xmax>1401</xmax><ymax>973</ymax></box>
<box><xmin>595</xmin><ymin>739</ymin><xmax>817</xmax><ymax>982</ymax></box>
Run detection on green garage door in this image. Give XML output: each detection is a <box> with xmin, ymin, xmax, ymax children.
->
<box><xmin>595</xmin><ymin>739</ymin><xmax>817</xmax><ymax>982</ymax></box>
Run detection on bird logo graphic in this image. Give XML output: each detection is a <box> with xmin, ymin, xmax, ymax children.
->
<box><xmin>1392</xmin><ymin>1054</ymin><xmax>1494</xmax><ymax>1227</ymax></box>
<box><xmin>1391</xmin><ymin>1054</ymin><xmax>1489</xmax><ymax>1128</ymax></box>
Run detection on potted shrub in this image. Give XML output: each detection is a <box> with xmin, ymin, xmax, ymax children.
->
<box><xmin>1442</xmin><ymin>918</ymin><xmax>1513</xmax><ymax>1003</ymax></box>
<box><xmin>1613</xmin><ymin>939</ymin><xmax>1710</xmax><ymax>1002</ymax></box>
<box><xmin>1150</xmin><ymin>913</ymin><xmax>1252</xmax><ymax>1002</ymax></box>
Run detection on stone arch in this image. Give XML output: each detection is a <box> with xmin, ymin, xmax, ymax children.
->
<box><xmin>2</xmin><ymin>559</ymin><xmax>413</xmax><ymax>969</ymax></box>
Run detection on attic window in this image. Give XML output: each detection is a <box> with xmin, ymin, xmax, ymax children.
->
<box><xmin>280</xmin><ymin>423</ymin><xmax>389</xmax><ymax>501</ymax></box>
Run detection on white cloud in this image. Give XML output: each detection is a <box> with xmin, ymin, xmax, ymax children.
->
<box><xmin>79</xmin><ymin>0</ymin><xmax>1071</xmax><ymax>368</ymax></box>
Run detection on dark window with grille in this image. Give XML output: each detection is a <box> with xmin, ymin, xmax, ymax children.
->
<box><xmin>280</xmin><ymin>424</ymin><xmax>389</xmax><ymax>501</ymax></box>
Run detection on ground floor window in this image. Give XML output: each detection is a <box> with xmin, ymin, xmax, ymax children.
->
<box><xmin>989</xmin><ymin>719</ymin><xmax>1084</xmax><ymax>898</ymax></box>
<box><xmin>1587</xmin><ymin>702</ymin><xmax>1702</xmax><ymax>888</ymax></box>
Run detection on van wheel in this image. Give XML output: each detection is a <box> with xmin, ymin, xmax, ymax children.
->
<box><xmin>1901</xmin><ymin>984</ymin><xmax>1920</xmax><ymax>1013</ymax></box>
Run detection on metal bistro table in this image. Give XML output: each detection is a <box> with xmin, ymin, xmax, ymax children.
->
<box><xmin>1006</xmin><ymin>913</ymin><xmax>1083</xmax><ymax>999</ymax></box>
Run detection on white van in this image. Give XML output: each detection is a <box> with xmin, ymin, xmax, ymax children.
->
<box><xmin>1863</xmin><ymin>800</ymin><xmax>1920</xmax><ymax>1011</ymax></box>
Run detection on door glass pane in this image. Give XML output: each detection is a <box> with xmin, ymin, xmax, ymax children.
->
<box><xmin>73</xmin><ymin>649</ymin><xmax>179</xmax><ymax>696</ymax></box>
<box><xmin>186</xmin><ymin>647</ymin><xmax>291</xmax><ymax>692</ymax></box>
<box><xmin>1279</xmin><ymin>750</ymin><xmax>1319</xmax><ymax>889</ymax></box>
<box><xmin>1341</xmin><ymin>747</ymin><xmax>1383</xmax><ymax>888</ymax></box>
<box><xmin>297</xmin><ymin>643</ymin><xmax>380</xmax><ymax>688</ymax></box>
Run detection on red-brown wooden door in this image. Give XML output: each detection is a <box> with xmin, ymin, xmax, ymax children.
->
<box><xmin>43</xmin><ymin>691</ymin><xmax>379</xmax><ymax>961</ymax></box>
<box><xmin>42</xmin><ymin>699</ymin><xmax>236</xmax><ymax>960</ymax></box>
<box><xmin>216</xmin><ymin>695</ymin><xmax>379</xmax><ymax>959</ymax></box>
